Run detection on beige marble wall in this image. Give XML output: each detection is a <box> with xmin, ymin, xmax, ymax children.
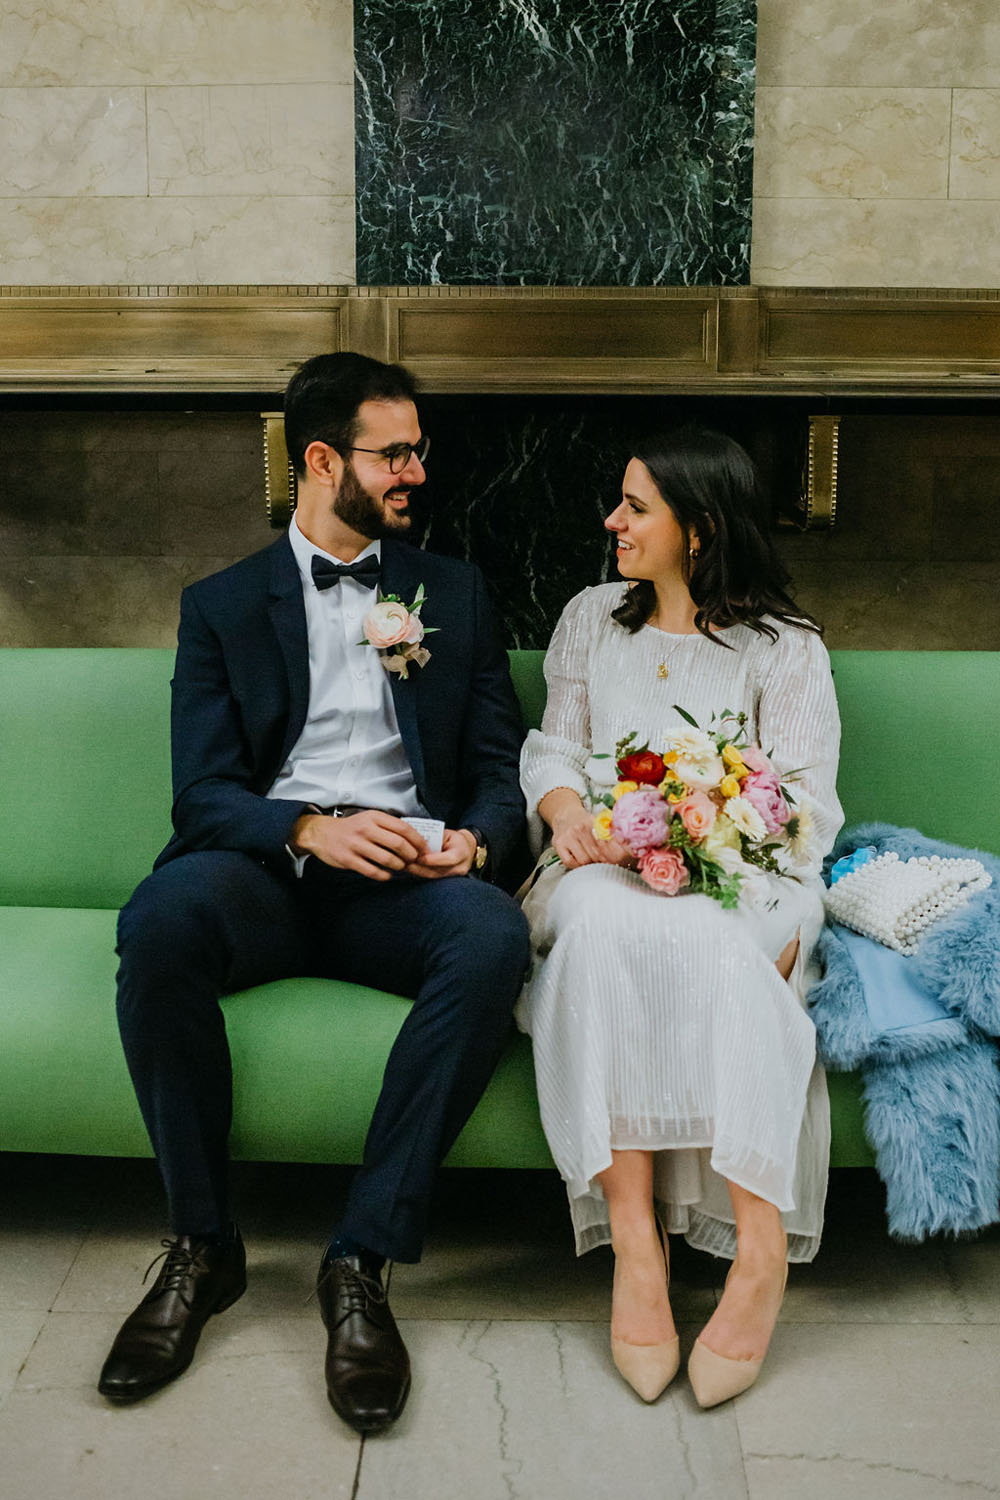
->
<box><xmin>753</xmin><ymin>0</ymin><xmax>1000</xmax><ymax>286</ymax></box>
<box><xmin>0</xmin><ymin>1</ymin><xmax>355</xmax><ymax>285</ymax></box>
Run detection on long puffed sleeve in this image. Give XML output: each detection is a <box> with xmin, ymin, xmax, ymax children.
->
<box><xmin>753</xmin><ymin>624</ymin><xmax>844</xmax><ymax>881</ymax></box>
<box><xmin>520</xmin><ymin>589</ymin><xmax>597</xmax><ymax>854</ymax></box>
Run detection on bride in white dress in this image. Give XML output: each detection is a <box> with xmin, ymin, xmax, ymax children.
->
<box><xmin>517</xmin><ymin>428</ymin><xmax>842</xmax><ymax>1407</ymax></box>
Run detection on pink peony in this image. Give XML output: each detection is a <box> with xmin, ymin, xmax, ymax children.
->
<box><xmin>740</xmin><ymin>770</ymin><xmax>791</xmax><ymax>834</ymax></box>
<box><xmin>740</xmin><ymin>745</ymin><xmax>773</xmax><ymax>775</ymax></box>
<box><xmin>675</xmin><ymin>789</ymin><xmax>717</xmax><ymax>841</ymax></box>
<box><xmin>639</xmin><ymin>845</ymin><xmax>691</xmax><ymax>895</ymax></box>
<box><xmin>611</xmin><ymin>786</ymin><xmax>669</xmax><ymax>852</ymax></box>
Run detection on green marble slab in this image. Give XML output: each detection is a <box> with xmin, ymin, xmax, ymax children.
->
<box><xmin>355</xmin><ymin>0</ymin><xmax>755</xmax><ymax>286</ymax></box>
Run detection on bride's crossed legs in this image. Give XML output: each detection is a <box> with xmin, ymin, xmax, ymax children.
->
<box><xmin>603</xmin><ymin>933</ymin><xmax>799</xmax><ymax>1364</ymax></box>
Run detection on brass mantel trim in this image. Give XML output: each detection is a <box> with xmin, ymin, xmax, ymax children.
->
<box><xmin>3</xmin><ymin>285</ymin><xmax>1000</xmax><ymax>395</ymax></box>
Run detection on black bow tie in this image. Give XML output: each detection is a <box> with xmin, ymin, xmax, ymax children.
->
<box><xmin>310</xmin><ymin>553</ymin><xmax>381</xmax><ymax>591</ymax></box>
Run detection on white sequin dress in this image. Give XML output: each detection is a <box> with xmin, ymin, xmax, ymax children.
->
<box><xmin>517</xmin><ymin>585</ymin><xmax>844</xmax><ymax>1262</ymax></box>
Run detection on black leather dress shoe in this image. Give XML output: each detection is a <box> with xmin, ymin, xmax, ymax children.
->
<box><xmin>98</xmin><ymin>1229</ymin><xmax>247</xmax><ymax>1403</ymax></box>
<box><xmin>317</xmin><ymin>1252</ymin><xmax>411</xmax><ymax>1434</ymax></box>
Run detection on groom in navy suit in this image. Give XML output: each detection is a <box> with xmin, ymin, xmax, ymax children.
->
<box><xmin>99</xmin><ymin>353</ymin><xmax>530</xmax><ymax>1432</ymax></box>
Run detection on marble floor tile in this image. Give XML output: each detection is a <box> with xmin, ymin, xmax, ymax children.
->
<box><xmin>5</xmin><ymin>1311</ymin><xmax>359</xmax><ymax>1500</ymax></box>
<box><xmin>936</xmin><ymin>1228</ymin><xmax>1000</xmax><ymax>1325</ymax></box>
<box><xmin>0</xmin><ymin>1309</ymin><xmax>46</xmax><ymax>1405</ymax></box>
<box><xmin>358</xmin><ymin>1319</ymin><xmax>749</xmax><ymax>1500</ymax></box>
<box><xmin>782</xmin><ymin>1232</ymin><xmax>1000</xmax><ymax>1327</ymax></box>
<box><xmin>0</xmin><ymin>1229</ymin><xmax>86</xmax><ymax>1312</ymax></box>
<box><xmin>738</xmin><ymin>1323</ymin><xmax>1000</xmax><ymax>1500</ymax></box>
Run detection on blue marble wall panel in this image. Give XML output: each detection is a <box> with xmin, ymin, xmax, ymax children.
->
<box><xmin>355</xmin><ymin>1</ymin><xmax>755</xmax><ymax>286</ymax></box>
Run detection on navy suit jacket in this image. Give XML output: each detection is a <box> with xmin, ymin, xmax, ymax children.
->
<box><xmin>154</xmin><ymin>533</ymin><xmax>528</xmax><ymax>879</ymax></box>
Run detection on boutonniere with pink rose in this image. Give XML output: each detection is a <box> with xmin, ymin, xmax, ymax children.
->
<box><xmin>359</xmin><ymin>584</ymin><xmax>438</xmax><ymax>679</ymax></box>
<box><xmin>589</xmin><ymin>708</ymin><xmax>814</xmax><ymax>907</ymax></box>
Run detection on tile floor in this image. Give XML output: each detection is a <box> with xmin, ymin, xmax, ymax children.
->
<box><xmin>1</xmin><ymin>1155</ymin><xmax>998</xmax><ymax>1500</ymax></box>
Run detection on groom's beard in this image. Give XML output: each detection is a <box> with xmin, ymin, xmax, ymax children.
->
<box><xmin>332</xmin><ymin>461</ymin><xmax>413</xmax><ymax>540</ymax></box>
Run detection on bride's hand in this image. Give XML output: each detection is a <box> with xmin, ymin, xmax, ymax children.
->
<box><xmin>550</xmin><ymin>805</ymin><xmax>633</xmax><ymax>870</ymax></box>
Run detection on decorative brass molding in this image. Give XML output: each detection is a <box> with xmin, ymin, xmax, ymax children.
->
<box><xmin>262</xmin><ymin>413</ymin><xmax>296</xmax><ymax>529</ymax></box>
<box><xmin>2</xmin><ymin>285</ymin><xmax>1000</xmax><ymax>395</ymax></box>
<box><xmin>798</xmin><ymin>416</ymin><xmax>840</xmax><ymax>531</ymax></box>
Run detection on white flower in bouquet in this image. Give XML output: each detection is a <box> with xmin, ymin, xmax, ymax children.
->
<box><xmin>723</xmin><ymin>795</ymin><xmax>768</xmax><ymax>841</ymax></box>
<box><xmin>584</xmin><ymin>753</ymin><xmax>619</xmax><ymax>789</ymax></box>
<box><xmin>663</xmin><ymin>726</ymin><xmax>725</xmax><ymax>789</ymax></box>
<box><xmin>785</xmin><ymin>799</ymin><xmax>817</xmax><ymax>869</ymax></box>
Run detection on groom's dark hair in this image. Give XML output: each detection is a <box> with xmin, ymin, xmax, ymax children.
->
<box><xmin>284</xmin><ymin>352</ymin><xmax>418</xmax><ymax>477</ymax></box>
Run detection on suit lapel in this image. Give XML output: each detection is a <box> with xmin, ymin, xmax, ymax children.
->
<box><xmin>380</xmin><ymin>540</ymin><xmax>427</xmax><ymax>796</ymax></box>
<box><xmin>267</xmin><ymin>534</ymin><xmax>311</xmax><ymax>765</ymax></box>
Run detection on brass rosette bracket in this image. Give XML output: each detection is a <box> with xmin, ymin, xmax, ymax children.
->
<box><xmin>262</xmin><ymin>412</ymin><xmax>296</xmax><ymax>528</ymax></box>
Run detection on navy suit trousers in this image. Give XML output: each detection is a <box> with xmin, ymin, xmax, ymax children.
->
<box><xmin>115</xmin><ymin>851</ymin><xmax>531</xmax><ymax>1262</ymax></box>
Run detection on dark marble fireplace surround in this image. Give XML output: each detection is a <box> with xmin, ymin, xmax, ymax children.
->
<box><xmin>1</xmin><ymin>391</ymin><xmax>998</xmax><ymax>652</ymax></box>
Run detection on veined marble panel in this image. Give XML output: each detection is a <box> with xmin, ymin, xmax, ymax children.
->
<box><xmin>0</xmin><ymin>0</ymin><xmax>353</xmax><ymax>88</ymax></box>
<box><xmin>356</xmin><ymin>0</ymin><xmax>756</xmax><ymax>286</ymax></box>
<box><xmin>757</xmin><ymin>0</ymin><xmax>1000</xmax><ymax>89</ymax></box>
<box><xmin>147</xmin><ymin>84</ymin><xmax>355</xmax><ymax>197</ymax></box>
<box><xmin>754</xmin><ymin>88</ymin><xmax>950</xmax><ymax>199</ymax></box>
<box><xmin>0</xmin><ymin>87</ymin><xmax>146</xmax><ymax>197</ymax></box>
<box><xmin>413</xmin><ymin>392</ymin><xmax>788</xmax><ymax>648</ymax></box>
<box><xmin>751</xmin><ymin>198</ymin><xmax>1000</xmax><ymax>287</ymax></box>
<box><xmin>951</xmin><ymin>90</ymin><xmax>1000</xmax><ymax>200</ymax></box>
<box><xmin>0</xmin><ymin>195</ymin><xmax>355</xmax><ymax>284</ymax></box>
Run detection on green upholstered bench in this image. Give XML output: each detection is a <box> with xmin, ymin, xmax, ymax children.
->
<box><xmin>3</xmin><ymin>648</ymin><xmax>998</xmax><ymax>1172</ymax></box>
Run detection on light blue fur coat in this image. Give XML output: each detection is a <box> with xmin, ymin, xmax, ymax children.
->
<box><xmin>807</xmin><ymin>822</ymin><xmax>1000</xmax><ymax>1240</ymax></box>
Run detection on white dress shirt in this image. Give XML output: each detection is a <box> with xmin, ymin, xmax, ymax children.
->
<box><xmin>266</xmin><ymin>514</ymin><xmax>427</xmax><ymax>821</ymax></box>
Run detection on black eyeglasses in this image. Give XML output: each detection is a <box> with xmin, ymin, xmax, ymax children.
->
<box><xmin>340</xmin><ymin>436</ymin><xmax>430</xmax><ymax>474</ymax></box>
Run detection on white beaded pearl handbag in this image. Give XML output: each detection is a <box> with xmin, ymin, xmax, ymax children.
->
<box><xmin>824</xmin><ymin>851</ymin><xmax>992</xmax><ymax>955</ymax></box>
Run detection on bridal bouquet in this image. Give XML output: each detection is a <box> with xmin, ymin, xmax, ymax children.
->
<box><xmin>590</xmin><ymin>709</ymin><xmax>811</xmax><ymax>908</ymax></box>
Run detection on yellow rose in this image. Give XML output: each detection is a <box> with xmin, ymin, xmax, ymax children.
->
<box><xmin>659</xmin><ymin>777</ymin><xmax>687</xmax><ymax>798</ymax></box>
<box><xmin>612</xmin><ymin>780</ymin><xmax>639</xmax><ymax>801</ymax></box>
<box><xmin>593</xmin><ymin>809</ymin><xmax>614</xmax><ymax>841</ymax></box>
<box><xmin>662</xmin><ymin>749</ymin><xmax>679</xmax><ymax>767</ymax></box>
<box><xmin>720</xmin><ymin>774</ymin><xmax>742</xmax><ymax>799</ymax></box>
<box><xmin>722</xmin><ymin>744</ymin><xmax>746</xmax><ymax>771</ymax></box>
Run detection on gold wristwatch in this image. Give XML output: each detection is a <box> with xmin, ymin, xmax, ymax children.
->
<box><xmin>465</xmin><ymin>826</ymin><xmax>489</xmax><ymax>877</ymax></box>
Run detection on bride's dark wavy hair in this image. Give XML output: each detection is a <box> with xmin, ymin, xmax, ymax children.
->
<box><xmin>611</xmin><ymin>425</ymin><xmax>821</xmax><ymax>646</ymax></box>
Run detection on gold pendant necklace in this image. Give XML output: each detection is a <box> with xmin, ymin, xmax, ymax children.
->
<box><xmin>657</xmin><ymin>661</ymin><xmax>670</xmax><ymax>680</ymax></box>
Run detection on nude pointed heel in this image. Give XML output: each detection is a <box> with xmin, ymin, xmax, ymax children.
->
<box><xmin>687</xmin><ymin>1338</ymin><xmax>763</xmax><ymax>1408</ymax></box>
<box><xmin>612</xmin><ymin>1334</ymin><xmax>681</xmax><ymax>1402</ymax></box>
<box><xmin>688</xmin><ymin>1265</ymin><xmax>788</xmax><ymax>1408</ymax></box>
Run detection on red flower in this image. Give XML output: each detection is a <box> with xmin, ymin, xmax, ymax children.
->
<box><xmin>617</xmin><ymin>749</ymin><xmax>666</xmax><ymax>785</ymax></box>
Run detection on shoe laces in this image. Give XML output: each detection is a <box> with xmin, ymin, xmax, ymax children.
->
<box><xmin>317</xmin><ymin>1258</ymin><xmax>388</xmax><ymax>1318</ymax></box>
<box><xmin>142</xmin><ymin>1238</ymin><xmax>213</xmax><ymax>1308</ymax></box>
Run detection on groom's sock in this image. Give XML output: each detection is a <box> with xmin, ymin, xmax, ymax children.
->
<box><xmin>323</xmin><ymin>1231</ymin><xmax>385</xmax><ymax>1271</ymax></box>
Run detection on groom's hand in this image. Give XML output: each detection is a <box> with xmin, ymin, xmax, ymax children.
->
<box><xmin>289</xmin><ymin>810</ymin><xmax>428</xmax><ymax>881</ymax></box>
<box><xmin>407</xmin><ymin>828</ymin><xmax>477</xmax><ymax>880</ymax></box>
